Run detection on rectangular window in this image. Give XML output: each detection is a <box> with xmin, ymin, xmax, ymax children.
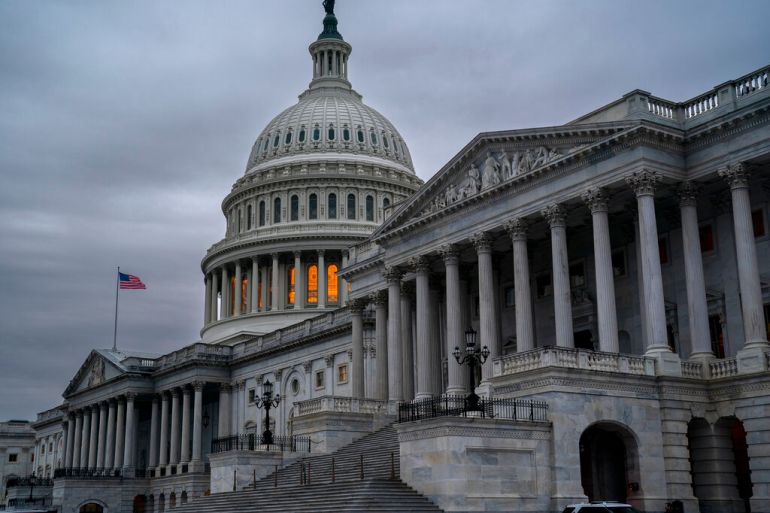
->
<box><xmin>315</xmin><ymin>370</ymin><xmax>325</xmax><ymax>389</ymax></box>
<box><xmin>248</xmin><ymin>389</ymin><xmax>256</xmax><ymax>403</ymax></box>
<box><xmin>49</xmin><ymin>442</ymin><xmax>53</xmax><ymax>452</ymax></box>
<box><xmin>752</xmin><ymin>208</ymin><xmax>766</xmax><ymax>238</ymax></box>
<box><xmin>8</xmin><ymin>453</ymin><xmax>18</xmax><ymax>463</ymax></box>
<box><xmin>337</xmin><ymin>364</ymin><xmax>349</xmax><ymax>384</ymax></box>
<box><xmin>659</xmin><ymin>236</ymin><xmax>669</xmax><ymax>264</ymax></box>
<box><xmin>536</xmin><ymin>273</ymin><xmax>552</xmax><ymax>298</ymax></box>
<box><xmin>709</xmin><ymin>314</ymin><xmax>725</xmax><ymax>358</ymax></box>
<box><xmin>699</xmin><ymin>224</ymin><xmax>715</xmax><ymax>253</ymax></box>
<box><xmin>504</xmin><ymin>286</ymin><xmax>515</xmax><ymax>308</ymax></box>
<box><xmin>41</xmin><ymin>444</ymin><xmax>45</xmax><ymax>454</ymax></box>
<box><xmin>611</xmin><ymin>248</ymin><xmax>627</xmax><ymax>277</ymax></box>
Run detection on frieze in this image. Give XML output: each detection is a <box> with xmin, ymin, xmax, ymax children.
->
<box><xmin>398</xmin><ymin>424</ymin><xmax>551</xmax><ymax>442</ymax></box>
<box><xmin>494</xmin><ymin>376</ymin><xmax>659</xmax><ymax>397</ymax></box>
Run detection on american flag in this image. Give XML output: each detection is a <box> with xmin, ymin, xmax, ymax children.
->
<box><xmin>119</xmin><ymin>272</ymin><xmax>146</xmax><ymax>290</ymax></box>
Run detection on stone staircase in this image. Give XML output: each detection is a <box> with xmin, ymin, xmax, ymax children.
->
<box><xmin>174</xmin><ymin>425</ymin><xmax>443</xmax><ymax>512</ymax></box>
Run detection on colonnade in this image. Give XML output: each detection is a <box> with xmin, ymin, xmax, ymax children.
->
<box><xmin>204</xmin><ymin>250</ymin><xmax>348</xmax><ymax>325</ymax></box>
<box><xmin>347</xmin><ymin>165</ymin><xmax>769</xmax><ymax>399</ymax></box>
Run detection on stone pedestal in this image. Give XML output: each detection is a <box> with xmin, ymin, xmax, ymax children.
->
<box><xmin>653</xmin><ymin>351</ymin><xmax>683</xmax><ymax>377</ymax></box>
<box><xmin>292</xmin><ymin>407</ymin><xmax>395</xmax><ymax>454</ymax></box>
<box><xmin>736</xmin><ymin>346</ymin><xmax>770</xmax><ymax>374</ymax></box>
<box><xmin>208</xmin><ymin>450</ymin><xmax>304</xmax><ymax>494</ymax></box>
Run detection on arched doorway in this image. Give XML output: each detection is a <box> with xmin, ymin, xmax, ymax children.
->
<box><xmin>133</xmin><ymin>494</ymin><xmax>146</xmax><ymax>513</ymax></box>
<box><xmin>79</xmin><ymin>504</ymin><xmax>104</xmax><ymax>513</ymax></box>
<box><xmin>158</xmin><ymin>493</ymin><xmax>165</xmax><ymax>513</ymax></box>
<box><xmin>579</xmin><ymin>422</ymin><xmax>639</xmax><ymax>502</ymax></box>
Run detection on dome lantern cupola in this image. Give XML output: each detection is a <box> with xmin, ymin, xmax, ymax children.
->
<box><xmin>309</xmin><ymin>0</ymin><xmax>352</xmax><ymax>91</ymax></box>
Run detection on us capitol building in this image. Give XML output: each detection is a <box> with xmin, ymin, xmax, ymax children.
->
<box><xmin>9</xmin><ymin>3</ymin><xmax>770</xmax><ymax>513</ymax></box>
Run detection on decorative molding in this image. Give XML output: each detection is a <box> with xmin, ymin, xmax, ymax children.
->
<box><xmin>324</xmin><ymin>354</ymin><xmax>335</xmax><ymax>368</ymax></box>
<box><xmin>303</xmin><ymin>361</ymin><xmax>313</xmax><ymax>373</ymax></box>
<box><xmin>625</xmin><ymin>169</ymin><xmax>661</xmax><ymax>196</ymax></box>
<box><xmin>398</xmin><ymin>424</ymin><xmax>551</xmax><ymax>442</ymax></box>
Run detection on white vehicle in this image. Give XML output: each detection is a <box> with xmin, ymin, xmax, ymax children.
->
<box><xmin>562</xmin><ymin>502</ymin><xmax>641</xmax><ymax>513</ymax></box>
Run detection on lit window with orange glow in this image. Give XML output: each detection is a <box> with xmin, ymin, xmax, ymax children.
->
<box><xmin>307</xmin><ymin>264</ymin><xmax>318</xmax><ymax>303</ymax></box>
<box><xmin>258</xmin><ymin>282</ymin><xmax>263</xmax><ymax>309</ymax></box>
<box><xmin>230</xmin><ymin>276</ymin><xmax>236</xmax><ymax>315</ymax></box>
<box><xmin>327</xmin><ymin>264</ymin><xmax>338</xmax><ymax>304</ymax></box>
<box><xmin>241</xmin><ymin>278</ymin><xmax>248</xmax><ymax>313</ymax></box>
<box><xmin>287</xmin><ymin>266</ymin><xmax>295</xmax><ymax>305</ymax></box>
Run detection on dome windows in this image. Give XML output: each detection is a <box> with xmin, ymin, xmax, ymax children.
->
<box><xmin>383</xmin><ymin>134</ymin><xmax>390</xmax><ymax>149</ymax></box>
<box><xmin>309</xmin><ymin>193</ymin><xmax>318</xmax><ymax>220</ymax></box>
<box><xmin>343</xmin><ymin>127</ymin><xmax>351</xmax><ymax>142</ymax></box>
<box><xmin>247</xmin><ymin>204</ymin><xmax>253</xmax><ymax>230</ymax></box>
<box><xmin>365</xmin><ymin>195</ymin><xmax>374</xmax><ymax>221</ymax></box>
<box><xmin>290</xmin><ymin>195</ymin><xmax>299</xmax><ymax>221</ymax></box>
<box><xmin>357</xmin><ymin>127</ymin><xmax>365</xmax><ymax>144</ymax></box>
<box><xmin>273</xmin><ymin>197</ymin><xmax>282</xmax><ymax>223</ymax></box>
<box><xmin>347</xmin><ymin>193</ymin><xmax>356</xmax><ymax>220</ymax></box>
<box><xmin>328</xmin><ymin>125</ymin><xmax>336</xmax><ymax>141</ymax></box>
<box><xmin>369</xmin><ymin>130</ymin><xmax>378</xmax><ymax>146</ymax></box>
<box><xmin>285</xmin><ymin>130</ymin><xmax>293</xmax><ymax>145</ymax></box>
<box><xmin>327</xmin><ymin>264</ymin><xmax>339</xmax><ymax>304</ymax></box>
<box><xmin>298</xmin><ymin>127</ymin><xmax>307</xmax><ymax>143</ymax></box>
<box><xmin>273</xmin><ymin>133</ymin><xmax>281</xmax><ymax>148</ymax></box>
<box><xmin>258</xmin><ymin>201</ymin><xmax>266</xmax><ymax>226</ymax></box>
<box><xmin>312</xmin><ymin>125</ymin><xmax>321</xmax><ymax>142</ymax></box>
<box><xmin>383</xmin><ymin>197</ymin><xmax>391</xmax><ymax>210</ymax></box>
<box><xmin>328</xmin><ymin>193</ymin><xmax>337</xmax><ymax>219</ymax></box>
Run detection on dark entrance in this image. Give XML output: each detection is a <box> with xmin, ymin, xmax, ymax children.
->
<box><xmin>133</xmin><ymin>494</ymin><xmax>147</xmax><ymax>513</ymax></box>
<box><xmin>574</xmin><ymin>330</ymin><xmax>595</xmax><ymax>350</ymax></box>
<box><xmin>580</xmin><ymin>424</ymin><xmax>629</xmax><ymax>502</ymax></box>
<box><xmin>79</xmin><ymin>504</ymin><xmax>104</xmax><ymax>513</ymax></box>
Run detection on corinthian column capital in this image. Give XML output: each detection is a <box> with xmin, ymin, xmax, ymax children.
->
<box><xmin>439</xmin><ymin>244</ymin><xmax>459</xmax><ymax>264</ymax></box>
<box><xmin>677</xmin><ymin>181</ymin><xmax>701</xmax><ymax>207</ymax></box>
<box><xmin>626</xmin><ymin>169</ymin><xmax>661</xmax><ymax>196</ymax></box>
<box><xmin>719</xmin><ymin>162</ymin><xmax>750</xmax><ymax>189</ymax></box>
<box><xmin>471</xmin><ymin>232</ymin><xmax>493</xmax><ymax>253</ymax></box>
<box><xmin>541</xmin><ymin>204</ymin><xmax>566</xmax><ymax>228</ymax></box>
<box><xmin>382</xmin><ymin>265</ymin><xmax>402</xmax><ymax>283</ymax></box>
<box><xmin>582</xmin><ymin>188</ymin><xmax>609</xmax><ymax>213</ymax></box>
<box><xmin>503</xmin><ymin>218</ymin><xmax>528</xmax><ymax>240</ymax></box>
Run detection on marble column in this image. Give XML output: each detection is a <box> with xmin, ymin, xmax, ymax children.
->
<box><xmin>626</xmin><ymin>170</ymin><xmax>670</xmax><ymax>354</ymax></box>
<box><xmin>400</xmin><ymin>282</ymin><xmax>415</xmax><ymax>400</ymax></box>
<box><xmin>441</xmin><ymin>245</ymin><xmax>464</xmax><ymax>395</ymax></box>
<box><xmin>294</xmin><ymin>251</ymin><xmax>303</xmax><ymax>309</ymax></box>
<box><xmin>719</xmin><ymin>163</ymin><xmax>769</xmax><ymax>350</ymax></box>
<box><xmin>384</xmin><ymin>266</ymin><xmax>403</xmax><ymax>401</ymax></box>
<box><xmin>341</xmin><ymin>251</ymin><xmax>350</xmax><ymax>305</ymax></box>
<box><xmin>246</xmin><ymin>268</ymin><xmax>252</xmax><ymax>313</ymax></box>
<box><xmin>204</xmin><ymin>274</ymin><xmax>212</xmax><ymax>325</ymax></box>
<box><xmin>503</xmin><ymin>219</ymin><xmax>535</xmax><ymax>352</ymax></box>
<box><xmin>181</xmin><ymin>387</ymin><xmax>191</xmax><ymax>463</ymax></box>
<box><xmin>472</xmin><ymin>232</ymin><xmax>498</xmax><ymax>384</ymax></box>
<box><xmin>371</xmin><ymin>291</ymin><xmax>388</xmax><ymax>400</ymax></box>
<box><xmin>169</xmin><ymin>389</ymin><xmax>180</xmax><ymax>465</ymax></box>
<box><xmin>271</xmin><ymin>253</ymin><xmax>280</xmax><ymax>311</ymax></box>
<box><xmin>65</xmin><ymin>414</ymin><xmax>75</xmax><ymax>468</ymax></box>
<box><xmin>87</xmin><ymin>405</ymin><xmax>98</xmax><ymax>469</ymax></box>
<box><xmin>678</xmin><ymin>182</ymin><xmax>714</xmax><ymax>361</ymax></box>
<box><xmin>413</xmin><ymin>256</ymin><xmax>432</xmax><ymax>399</ymax></box>
<box><xmin>233</xmin><ymin>261</ymin><xmax>242</xmax><ymax>317</ymax></box>
<box><xmin>113</xmin><ymin>399</ymin><xmax>125</xmax><ymax>469</ymax></box>
<box><xmin>428</xmin><ymin>287</ymin><xmax>442</xmax><ymax>395</ymax></box>
<box><xmin>158</xmin><ymin>392</ymin><xmax>169</xmax><ymax>466</ymax></box>
<box><xmin>123</xmin><ymin>393</ymin><xmax>135</xmax><ymax>468</ymax></box>
<box><xmin>210</xmin><ymin>270</ymin><xmax>219</xmax><ymax>323</ymax></box>
<box><xmin>218</xmin><ymin>384</ymin><xmax>231</xmax><ymax>438</ymax></box>
<box><xmin>220</xmin><ymin>266</ymin><xmax>228</xmax><ymax>319</ymax></box>
<box><xmin>251</xmin><ymin>257</ymin><xmax>259</xmax><ymax>313</ymax></box>
<box><xmin>104</xmin><ymin>400</ymin><xmax>116</xmax><ymax>470</ymax></box>
<box><xmin>318</xmin><ymin>250</ymin><xmax>327</xmax><ymax>308</ymax></box>
<box><xmin>542</xmin><ymin>204</ymin><xmax>574</xmax><ymax>348</ymax></box>
<box><xmin>148</xmin><ymin>397</ymin><xmax>159</xmax><ymax>468</ymax></box>
<box><xmin>350</xmin><ymin>299</ymin><xmax>366</xmax><ymax>399</ymax></box>
<box><xmin>72</xmin><ymin>412</ymin><xmax>82</xmax><ymax>468</ymax></box>
<box><xmin>583</xmin><ymin>189</ymin><xmax>620</xmax><ymax>353</ymax></box>
<box><xmin>80</xmin><ymin>408</ymin><xmax>90</xmax><ymax>469</ymax></box>
<box><xmin>192</xmin><ymin>382</ymin><xmax>203</xmax><ymax>462</ymax></box>
<box><xmin>96</xmin><ymin>402</ymin><xmax>107</xmax><ymax>468</ymax></box>
<box><xmin>261</xmin><ymin>266</ymin><xmax>269</xmax><ymax>312</ymax></box>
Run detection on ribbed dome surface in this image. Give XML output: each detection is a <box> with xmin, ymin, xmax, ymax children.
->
<box><xmin>245</xmin><ymin>89</ymin><xmax>415</xmax><ymax>174</ymax></box>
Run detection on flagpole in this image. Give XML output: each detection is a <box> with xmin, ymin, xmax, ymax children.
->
<box><xmin>113</xmin><ymin>266</ymin><xmax>120</xmax><ymax>352</ymax></box>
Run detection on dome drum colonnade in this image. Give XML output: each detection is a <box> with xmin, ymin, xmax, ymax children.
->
<box><xmin>344</xmin><ymin>163</ymin><xmax>769</xmax><ymax>401</ymax></box>
<box><xmin>200</xmin><ymin>1</ymin><xmax>421</xmax><ymax>340</ymax></box>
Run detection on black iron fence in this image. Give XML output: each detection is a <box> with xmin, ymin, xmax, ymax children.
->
<box><xmin>5</xmin><ymin>497</ymin><xmax>53</xmax><ymax>509</ymax></box>
<box><xmin>53</xmin><ymin>467</ymin><xmax>124</xmax><ymax>479</ymax></box>
<box><xmin>5</xmin><ymin>476</ymin><xmax>54</xmax><ymax>488</ymax></box>
<box><xmin>211</xmin><ymin>433</ymin><xmax>311</xmax><ymax>454</ymax></box>
<box><xmin>397</xmin><ymin>395</ymin><xmax>549</xmax><ymax>423</ymax></box>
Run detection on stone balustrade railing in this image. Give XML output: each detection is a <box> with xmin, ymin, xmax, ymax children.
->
<box><xmin>294</xmin><ymin>395</ymin><xmax>396</xmax><ymax>417</ymax></box>
<box><xmin>209</xmin><ymin>221</ymin><xmax>374</xmax><ymax>253</ymax></box>
<box><xmin>680</xmin><ymin>361</ymin><xmax>704</xmax><ymax>379</ymax></box>
<box><xmin>494</xmin><ymin>347</ymin><xmax>655</xmax><ymax>377</ymax></box>
<box><xmin>709</xmin><ymin>357</ymin><xmax>739</xmax><ymax>379</ymax></box>
<box><xmin>154</xmin><ymin>343</ymin><xmax>232</xmax><ymax>370</ymax></box>
<box><xmin>36</xmin><ymin>407</ymin><xmax>65</xmax><ymax>424</ymax></box>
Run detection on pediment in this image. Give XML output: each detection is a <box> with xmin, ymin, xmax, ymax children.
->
<box><xmin>64</xmin><ymin>350</ymin><xmax>124</xmax><ymax>396</ymax></box>
<box><xmin>374</xmin><ymin>122</ymin><xmax>633</xmax><ymax>239</ymax></box>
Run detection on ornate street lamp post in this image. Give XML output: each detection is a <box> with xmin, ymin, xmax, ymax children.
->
<box><xmin>452</xmin><ymin>327</ymin><xmax>490</xmax><ymax>412</ymax></box>
<box><xmin>255</xmin><ymin>380</ymin><xmax>281</xmax><ymax>445</ymax></box>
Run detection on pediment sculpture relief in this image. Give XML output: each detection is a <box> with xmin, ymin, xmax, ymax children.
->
<box><xmin>87</xmin><ymin>358</ymin><xmax>105</xmax><ymax>387</ymax></box>
<box><xmin>419</xmin><ymin>145</ymin><xmax>563</xmax><ymax>216</ymax></box>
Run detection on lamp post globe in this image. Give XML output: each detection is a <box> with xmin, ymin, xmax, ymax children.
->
<box><xmin>453</xmin><ymin>327</ymin><xmax>489</xmax><ymax>411</ymax></box>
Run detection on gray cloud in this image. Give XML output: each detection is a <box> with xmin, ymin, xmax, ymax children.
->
<box><xmin>1</xmin><ymin>0</ymin><xmax>769</xmax><ymax>420</ymax></box>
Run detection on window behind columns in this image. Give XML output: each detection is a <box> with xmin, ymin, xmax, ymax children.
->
<box><xmin>307</xmin><ymin>264</ymin><xmax>318</xmax><ymax>304</ymax></box>
<box><xmin>273</xmin><ymin>197</ymin><xmax>282</xmax><ymax>223</ymax></box>
<box><xmin>287</xmin><ymin>266</ymin><xmax>295</xmax><ymax>306</ymax></box>
<box><xmin>309</xmin><ymin>194</ymin><xmax>318</xmax><ymax>220</ymax></box>
<box><xmin>247</xmin><ymin>205</ymin><xmax>252</xmax><ymax>230</ymax></box>
<box><xmin>347</xmin><ymin>194</ymin><xmax>356</xmax><ymax>220</ymax></box>
<box><xmin>709</xmin><ymin>314</ymin><xmax>725</xmax><ymax>358</ymax></box>
<box><xmin>259</xmin><ymin>201</ymin><xmax>266</xmax><ymax>226</ymax></box>
<box><xmin>290</xmin><ymin>195</ymin><xmax>299</xmax><ymax>221</ymax></box>
<box><xmin>328</xmin><ymin>193</ymin><xmax>337</xmax><ymax>219</ymax></box>
<box><xmin>365</xmin><ymin>195</ymin><xmax>374</xmax><ymax>221</ymax></box>
<box><xmin>327</xmin><ymin>264</ymin><xmax>339</xmax><ymax>304</ymax></box>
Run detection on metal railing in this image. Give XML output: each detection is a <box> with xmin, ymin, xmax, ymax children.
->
<box><xmin>397</xmin><ymin>395</ymin><xmax>549</xmax><ymax>423</ymax></box>
<box><xmin>210</xmin><ymin>433</ymin><xmax>311</xmax><ymax>454</ymax></box>
<box><xmin>5</xmin><ymin>476</ymin><xmax>54</xmax><ymax>488</ymax></box>
<box><xmin>4</xmin><ymin>497</ymin><xmax>53</xmax><ymax>509</ymax></box>
<box><xmin>53</xmin><ymin>467</ymin><xmax>125</xmax><ymax>479</ymax></box>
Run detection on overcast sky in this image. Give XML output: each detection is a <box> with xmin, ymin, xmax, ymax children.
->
<box><xmin>1</xmin><ymin>0</ymin><xmax>768</xmax><ymax>421</ymax></box>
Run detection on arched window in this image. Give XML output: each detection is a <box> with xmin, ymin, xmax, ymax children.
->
<box><xmin>298</xmin><ymin>128</ymin><xmax>306</xmax><ymax>143</ymax></box>
<box><xmin>383</xmin><ymin>134</ymin><xmax>390</xmax><ymax>149</ymax></box>
<box><xmin>273</xmin><ymin>197</ymin><xmax>282</xmax><ymax>224</ymax></box>
<box><xmin>313</xmin><ymin>126</ymin><xmax>321</xmax><ymax>141</ymax></box>
<box><xmin>327</xmin><ymin>264</ymin><xmax>339</xmax><ymax>304</ymax></box>
<box><xmin>237</xmin><ymin>209</ymin><xmax>242</xmax><ymax>232</ymax></box>
<box><xmin>247</xmin><ymin>205</ymin><xmax>253</xmax><ymax>230</ymax></box>
<box><xmin>383</xmin><ymin>197</ymin><xmax>391</xmax><ymax>210</ymax></box>
<box><xmin>370</xmin><ymin>131</ymin><xmax>378</xmax><ymax>145</ymax></box>
<box><xmin>273</xmin><ymin>133</ymin><xmax>280</xmax><ymax>148</ymax></box>
<box><xmin>357</xmin><ymin>129</ymin><xmax>365</xmax><ymax>143</ymax></box>
<box><xmin>290</xmin><ymin>195</ymin><xmax>299</xmax><ymax>221</ymax></box>
<box><xmin>259</xmin><ymin>201</ymin><xmax>266</xmax><ymax>226</ymax></box>
<box><xmin>365</xmin><ymin>195</ymin><xmax>374</xmax><ymax>221</ymax></box>
<box><xmin>307</xmin><ymin>264</ymin><xmax>318</xmax><ymax>304</ymax></box>
<box><xmin>343</xmin><ymin>127</ymin><xmax>351</xmax><ymax>141</ymax></box>
<box><xmin>287</xmin><ymin>266</ymin><xmax>295</xmax><ymax>306</ymax></box>
<box><xmin>328</xmin><ymin>125</ymin><xmax>335</xmax><ymax>140</ymax></box>
<box><xmin>285</xmin><ymin>131</ymin><xmax>292</xmax><ymax>145</ymax></box>
<box><xmin>347</xmin><ymin>194</ymin><xmax>356</xmax><ymax>220</ymax></box>
<box><xmin>309</xmin><ymin>193</ymin><xmax>318</xmax><ymax>220</ymax></box>
<box><xmin>328</xmin><ymin>193</ymin><xmax>337</xmax><ymax>219</ymax></box>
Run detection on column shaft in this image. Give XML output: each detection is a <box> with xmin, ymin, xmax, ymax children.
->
<box><xmin>159</xmin><ymin>394</ymin><xmax>169</xmax><ymax>466</ymax></box>
<box><xmin>415</xmin><ymin>261</ymin><xmax>432</xmax><ymax>399</ymax></box>
<box><xmin>192</xmin><ymin>384</ymin><xmax>203</xmax><ymax>462</ymax></box>
<box><xmin>220</xmin><ymin>267</ymin><xmax>228</xmax><ymax>319</ymax></box>
<box><xmin>294</xmin><ymin>252</ymin><xmax>303</xmax><ymax>309</ymax></box>
<box><xmin>400</xmin><ymin>285</ymin><xmax>415</xmax><ymax>400</ymax></box>
<box><xmin>318</xmin><ymin>250</ymin><xmax>327</xmax><ymax>308</ymax></box>
<box><xmin>88</xmin><ymin>406</ymin><xmax>98</xmax><ymax>469</ymax></box>
<box><xmin>428</xmin><ymin>288</ymin><xmax>442</xmax><ymax>395</ymax></box>
<box><xmin>679</xmin><ymin>183</ymin><xmax>713</xmax><ymax>358</ymax></box>
<box><xmin>79</xmin><ymin>409</ymin><xmax>90</xmax><ymax>469</ymax></box>
<box><xmin>234</xmin><ymin>262</ymin><xmax>242</xmax><ymax>317</ymax></box>
<box><xmin>271</xmin><ymin>254</ymin><xmax>280</xmax><ymax>311</ymax></box>
<box><xmin>96</xmin><ymin>403</ymin><xmax>107</xmax><ymax>468</ymax></box>
<box><xmin>218</xmin><ymin>385</ymin><xmax>231</xmax><ymax>438</ymax></box>
<box><xmin>170</xmin><ymin>391</ymin><xmax>180</xmax><ymax>465</ymax></box>
<box><xmin>473</xmin><ymin>234</ymin><xmax>498</xmax><ymax>383</ymax></box>
<box><xmin>113</xmin><ymin>400</ymin><xmax>124</xmax><ymax>469</ymax></box>
<box><xmin>210</xmin><ymin>270</ymin><xmax>219</xmax><ymax>323</ymax></box>
<box><xmin>181</xmin><ymin>388</ymin><xmax>191</xmax><ymax>463</ymax></box>
<box><xmin>251</xmin><ymin>258</ymin><xmax>259</xmax><ymax>313</ymax></box>
<box><xmin>373</xmin><ymin>296</ymin><xmax>388</xmax><ymax>400</ymax></box>
<box><xmin>204</xmin><ymin>274</ymin><xmax>212</xmax><ymax>325</ymax></box>
<box><xmin>543</xmin><ymin>205</ymin><xmax>574</xmax><ymax>348</ymax></box>
<box><xmin>148</xmin><ymin>398</ymin><xmax>159</xmax><ymax>468</ymax></box>
<box><xmin>72</xmin><ymin>413</ymin><xmax>82</xmax><ymax>468</ymax></box>
<box><xmin>123</xmin><ymin>395</ymin><xmax>135</xmax><ymax>468</ymax></box>
<box><xmin>443</xmin><ymin>247</ymin><xmax>464</xmax><ymax>395</ymax></box>
<box><xmin>385</xmin><ymin>269</ymin><xmax>403</xmax><ymax>401</ymax></box>
<box><xmin>65</xmin><ymin>416</ymin><xmax>75</xmax><ymax>468</ymax></box>
<box><xmin>350</xmin><ymin>301</ymin><xmax>365</xmax><ymax>399</ymax></box>
<box><xmin>506</xmin><ymin>220</ymin><xmax>535</xmax><ymax>352</ymax></box>
<box><xmin>104</xmin><ymin>401</ymin><xmax>115</xmax><ymax>469</ymax></box>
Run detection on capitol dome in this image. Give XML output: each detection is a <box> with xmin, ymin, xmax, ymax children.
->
<box><xmin>200</xmin><ymin>2</ymin><xmax>422</xmax><ymax>344</ymax></box>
